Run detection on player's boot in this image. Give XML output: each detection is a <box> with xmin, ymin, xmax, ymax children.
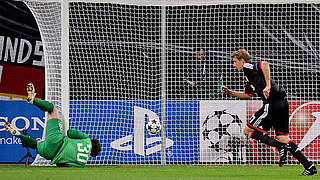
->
<box><xmin>26</xmin><ymin>83</ymin><xmax>36</xmax><ymax>104</ymax></box>
<box><xmin>278</xmin><ymin>144</ymin><xmax>290</xmax><ymax>167</ymax></box>
<box><xmin>4</xmin><ymin>122</ymin><xmax>21</xmax><ymax>136</ymax></box>
<box><xmin>301</xmin><ymin>165</ymin><xmax>317</xmax><ymax>176</ymax></box>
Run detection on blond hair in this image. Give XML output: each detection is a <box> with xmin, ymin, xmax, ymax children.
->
<box><xmin>231</xmin><ymin>49</ymin><xmax>250</xmax><ymax>63</ymax></box>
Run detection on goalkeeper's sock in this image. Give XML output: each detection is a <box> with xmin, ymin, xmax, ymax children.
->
<box><xmin>250</xmin><ymin>130</ymin><xmax>283</xmax><ymax>149</ymax></box>
<box><xmin>288</xmin><ymin>141</ymin><xmax>312</xmax><ymax>169</ymax></box>
<box><xmin>33</xmin><ymin>99</ymin><xmax>54</xmax><ymax>113</ymax></box>
<box><xmin>18</xmin><ymin>134</ymin><xmax>37</xmax><ymax>149</ymax></box>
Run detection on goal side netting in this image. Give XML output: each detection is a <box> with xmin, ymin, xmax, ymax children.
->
<box><xmin>24</xmin><ymin>0</ymin><xmax>320</xmax><ymax>166</ymax></box>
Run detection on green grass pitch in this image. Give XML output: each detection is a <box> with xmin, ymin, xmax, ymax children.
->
<box><xmin>0</xmin><ymin>164</ymin><xmax>318</xmax><ymax>180</ymax></box>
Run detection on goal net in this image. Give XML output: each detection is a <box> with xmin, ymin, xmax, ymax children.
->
<box><xmin>23</xmin><ymin>0</ymin><xmax>320</xmax><ymax>165</ymax></box>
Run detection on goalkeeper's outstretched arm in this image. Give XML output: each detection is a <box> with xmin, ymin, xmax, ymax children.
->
<box><xmin>67</xmin><ymin>128</ymin><xmax>90</xmax><ymax>139</ymax></box>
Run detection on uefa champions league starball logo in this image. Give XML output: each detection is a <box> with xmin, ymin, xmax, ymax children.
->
<box><xmin>202</xmin><ymin>110</ymin><xmax>244</xmax><ymax>153</ymax></box>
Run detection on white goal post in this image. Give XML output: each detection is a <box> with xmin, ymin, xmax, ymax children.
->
<box><xmin>21</xmin><ymin>0</ymin><xmax>320</xmax><ymax>166</ymax></box>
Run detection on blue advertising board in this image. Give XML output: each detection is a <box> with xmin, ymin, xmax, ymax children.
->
<box><xmin>0</xmin><ymin>101</ymin><xmax>45</xmax><ymax>163</ymax></box>
<box><xmin>70</xmin><ymin>100</ymin><xmax>200</xmax><ymax>164</ymax></box>
<box><xmin>1</xmin><ymin>100</ymin><xmax>200</xmax><ymax>164</ymax></box>
<box><xmin>166</xmin><ymin>101</ymin><xmax>200</xmax><ymax>163</ymax></box>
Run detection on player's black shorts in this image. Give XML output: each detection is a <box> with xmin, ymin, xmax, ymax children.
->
<box><xmin>247</xmin><ymin>99</ymin><xmax>289</xmax><ymax>136</ymax></box>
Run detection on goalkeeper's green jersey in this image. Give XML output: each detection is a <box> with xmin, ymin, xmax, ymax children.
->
<box><xmin>51</xmin><ymin>129</ymin><xmax>92</xmax><ymax>167</ymax></box>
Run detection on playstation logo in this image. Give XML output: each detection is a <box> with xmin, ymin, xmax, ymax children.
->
<box><xmin>110</xmin><ymin>106</ymin><xmax>173</xmax><ymax>156</ymax></box>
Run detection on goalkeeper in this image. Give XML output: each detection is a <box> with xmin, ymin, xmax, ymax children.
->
<box><xmin>4</xmin><ymin>83</ymin><xmax>101</xmax><ymax>167</ymax></box>
<box><xmin>221</xmin><ymin>49</ymin><xmax>317</xmax><ymax>176</ymax></box>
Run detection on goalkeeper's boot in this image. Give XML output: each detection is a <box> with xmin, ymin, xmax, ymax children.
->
<box><xmin>278</xmin><ymin>144</ymin><xmax>290</xmax><ymax>167</ymax></box>
<box><xmin>26</xmin><ymin>83</ymin><xmax>36</xmax><ymax>104</ymax></box>
<box><xmin>301</xmin><ymin>165</ymin><xmax>317</xmax><ymax>176</ymax></box>
<box><xmin>4</xmin><ymin>122</ymin><xmax>21</xmax><ymax>136</ymax></box>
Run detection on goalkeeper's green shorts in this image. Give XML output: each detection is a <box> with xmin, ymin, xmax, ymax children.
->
<box><xmin>37</xmin><ymin>118</ymin><xmax>64</xmax><ymax>160</ymax></box>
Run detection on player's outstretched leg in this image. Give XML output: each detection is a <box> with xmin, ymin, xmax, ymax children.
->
<box><xmin>4</xmin><ymin>122</ymin><xmax>37</xmax><ymax>149</ymax></box>
<box><xmin>26</xmin><ymin>83</ymin><xmax>53</xmax><ymax>113</ymax></box>
<box><xmin>4</xmin><ymin>122</ymin><xmax>20</xmax><ymax>136</ymax></box>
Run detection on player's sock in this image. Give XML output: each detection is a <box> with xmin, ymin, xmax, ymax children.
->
<box><xmin>33</xmin><ymin>98</ymin><xmax>54</xmax><ymax>113</ymax></box>
<box><xmin>250</xmin><ymin>130</ymin><xmax>283</xmax><ymax>149</ymax></box>
<box><xmin>288</xmin><ymin>141</ymin><xmax>312</xmax><ymax>169</ymax></box>
<box><xmin>18</xmin><ymin>134</ymin><xmax>37</xmax><ymax>149</ymax></box>
<box><xmin>251</xmin><ymin>130</ymin><xmax>290</xmax><ymax>166</ymax></box>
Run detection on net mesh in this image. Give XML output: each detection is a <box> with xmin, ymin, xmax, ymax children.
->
<box><xmin>24</xmin><ymin>0</ymin><xmax>320</xmax><ymax>165</ymax></box>
<box><xmin>23</xmin><ymin>0</ymin><xmax>62</xmax><ymax>166</ymax></box>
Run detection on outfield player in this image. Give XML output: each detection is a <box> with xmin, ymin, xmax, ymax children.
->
<box><xmin>221</xmin><ymin>49</ymin><xmax>317</xmax><ymax>176</ymax></box>
<box><xmin>4</xmin><ymin>83</ymin><xmax>101</xmax><ymax>167</ymax></box>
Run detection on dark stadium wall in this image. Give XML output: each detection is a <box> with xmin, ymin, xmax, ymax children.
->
<box><xmin>0</xmin><ymin>1</ymin><xmax>45</xmax><ymax>100</ymax></box>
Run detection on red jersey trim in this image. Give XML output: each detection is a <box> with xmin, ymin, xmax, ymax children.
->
<box><xmin>243</xmin><ymin>91</ymin><xmax>254</xmax><ymax>97</ymax></box>
<box><xmin>247</xmin><ymin>121</ymin><xmax>267</xmax><ymax>133</ymax></box>
<box><xmin>259</xmin><ymin>61</ymin><xmax>262</xmax><ymax>70</ymax></box>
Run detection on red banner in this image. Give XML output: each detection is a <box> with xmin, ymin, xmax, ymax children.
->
<box><xmin>0</xmin><ymin>64</ymin><xmax>44</xmax><ymax>99</ymax></box>
<box><xmin>246</xmin><ymin>100</ymin><xmax>320</xmax><ymax>164</ymax></box>
<box><xmin>289</xmin><ymin>101</ymin><xmax>320</xmax><ymax>162</ymax></box>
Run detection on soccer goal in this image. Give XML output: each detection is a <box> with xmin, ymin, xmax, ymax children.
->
<box><xmin>22</xmin><ymin>0</ymin><xmax>320</xmax><ymax>165</ymax></box>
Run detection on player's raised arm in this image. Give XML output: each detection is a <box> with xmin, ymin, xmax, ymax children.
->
<box><xmin>67</xmin><ymin>128</ymin><xmax>90</xmax><ymax>139</ymax></box>
<box><xmin>184</xmin><ymin>78</ymin><xmax>196</xmax><ymax>86</ymax></box>
<box><xmin>221</xmin><ymin>85</ymin><xmax>251</xmax><ymax>99</ymax></box>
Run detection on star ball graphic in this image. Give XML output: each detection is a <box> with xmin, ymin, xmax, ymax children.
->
<box><xmin>202</xmin><ymin>110</ymin><xmax>243</xmax><ymax>152</ymax></box>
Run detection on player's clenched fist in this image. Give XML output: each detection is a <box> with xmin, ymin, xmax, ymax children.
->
<box><xmin>221</xmin><ymin>85</ymin><xmax>231</xmax><ymax>95</ymax></box>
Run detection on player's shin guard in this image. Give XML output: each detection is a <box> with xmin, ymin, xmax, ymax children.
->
<box><xmin>250</xmin><ymin>130</ymin><xmax>283</xmax><ymax>149</ymax></box>
<box><xmin>288</xmin><ymin>141</ymin><xmax>312</xmax><ymax>169</ymax></box>
<box><xmin>18</xmin><ymin>134</ymin><xmax>37</xmax><ymax>149</ymax></box>
<box><xmin>33</xmin><ymin>99</ymin><xmax>54</xmax><ymax>113</ymax></box>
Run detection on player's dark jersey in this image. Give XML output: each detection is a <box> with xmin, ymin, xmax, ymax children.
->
<box><xmin>243</xmin><ymin>61</ymin><xmax>286</xmax><ymax>103</ymax></box>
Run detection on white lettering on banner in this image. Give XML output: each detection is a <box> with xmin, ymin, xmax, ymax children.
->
<box><xmin>31</xmin><ymin>117</ymin><xmax>45</xmax><ymax>130</ymax></box>
<box><xmin>0</xmin><ymin>65</ymin><xmax>3</xmax><ymax>84</ymax></box>
<box><xmin>33</xmin><ymin>41</ymin><xmax>44</xmax><ymax>67</ymax></box>
<box><xmin>0</xmin><ymin>117</ymin><xmax>8</xmax><ymax>129</ymax></box>
<box><xmin>17</xmin><ymin>39</ymin><xmax>32</xmax><ymax>64</ymax></box>
<box><xmin>12</xmin><ymin>116</ymin><xmax>30</xmax><ymax>130</ymax></box>
<box><xmin>0</xmin><ymin>36</ymin><xmax>4</xmax><ymax>58</ymax></box>
<box><xmin>4</xmin><ymin>37</ymin><xmax>18</xmax><ymax>62</ymax></box>
<box><xmin>0</xmin><ymin>116</ymin><xmax>45</xmax><ymax>131</ymax></box>
<box><xmin>0</xmin><ymin>136</ymin><xmax>21</xmax><ymax>144</ymax></box>
<box><xmin>110</xmin><ymin>106</ymin><xmax>174</xmax><ymax>156</ymax></box>
<box><xmin>0</xmin><ymin>36</ymin><xmax>44</xmax><ymax>67</ymax></box>
<box><xmin>0</xmin><ymin>137</ymin><xmax>41</xmax><ymax>145</ymax></box>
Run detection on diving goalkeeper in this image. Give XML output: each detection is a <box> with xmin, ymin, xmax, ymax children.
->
<box><xmin>4</xmin><ymin>83</ymin><xmax>101</xmax><ymax>167</ymax></box>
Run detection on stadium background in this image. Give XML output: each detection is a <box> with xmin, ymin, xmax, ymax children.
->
<box><xmin>0</xmin><ymin>1</ymin><xmax>320</xmax><ymax>164</ymax></box>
